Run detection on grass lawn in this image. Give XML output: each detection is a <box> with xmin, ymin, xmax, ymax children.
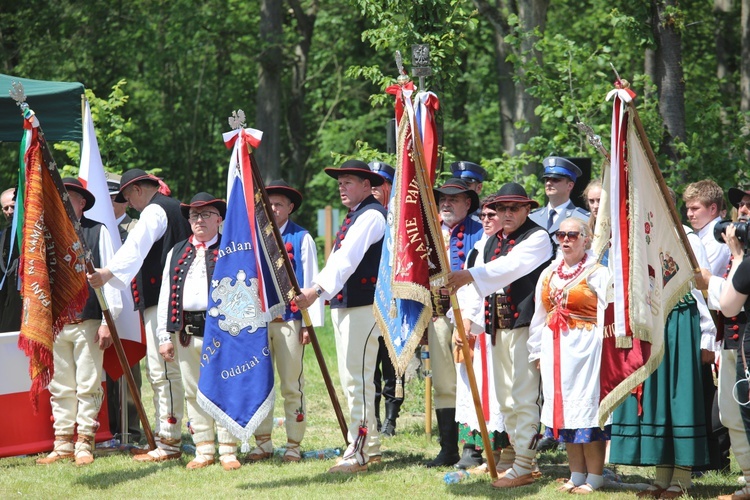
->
<box><xmin>0</xmin><ymin>317</ymin><xmax>743</xmax><ymax>498</ymax></box>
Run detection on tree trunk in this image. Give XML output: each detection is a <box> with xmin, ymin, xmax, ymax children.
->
<box><xmin>474</xmin><ymin>0</ymin><xmax>549</xmax><ymax>176</ymax></box>
<box><xmin>287</xmin><ymin>0</ymin><xmax>318</xmax><ymax>183</ymax></box>
<box><xmin>742</xmin><ymin>0</ymin><xmax>750</xmax><ymax>161</ymax></box>
<box><xmin>715</xmin><ymin>0</ymin><xmax>735</xmax><ymax>96</ymax></box>
<box><xmin>256</xmin><ymin>0</ymin><xmax>283</xmax><ymax>182</ymax></box>
<box><xmin>651</xmin><ymin>0</ymin><xmax>686</xmax><ymax>174</ymax></box>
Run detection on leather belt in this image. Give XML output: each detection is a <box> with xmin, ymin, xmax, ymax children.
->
<box><xmin>183</xmin><ymin>311</ymin><xmax>206</xmax><ymax>337</ymax></box>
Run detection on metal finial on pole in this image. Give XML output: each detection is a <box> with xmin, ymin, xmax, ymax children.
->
<box><xmin>228</xmin><ymin>109</ymin><xmax>246</xmax><ymax>130</ymax></box>
<box><xmin>411</xmin><ymin>44</ymin><xmax>432</xmax><ymax>91</ymax></box>
<box><xmin>577</xmin><ymin>122</ymin><xmax>610</xmax><ymax>161</ymax></box>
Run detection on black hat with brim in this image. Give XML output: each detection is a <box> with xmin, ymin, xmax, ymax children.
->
<box><xmin>728</xmin><ymin>187</ymin><xmax>750</xmax><ymax>208</ymax></box>
<box><xmin>180</xmin><ymin>192</ymin><xmax>227</xmax><ymax>219</ymax></box>
<box><xmin>433</xmin><ymin>178</ymin><xmax>480</xmax><ymax>214</ymax></box>
<box><xmin>484</xmin><ymin>182</ymin><xmax>539</xmax><ymax>209</ymax></box>
<box><xmin>324</xmin><ymin>159</ymin><xmax>385</xmax><ymax>187</ymax></box>
<box><xmin>62</xmin><ymin>177</ymin><xmax>96</xmax><ymax>211</ymax></box>
<box><xmin>266</xmin><ymin>180</ymin><xmax>303</xmax><ymax>214</ymax></box>
<box><xmin>114</xmin><ymin>168</ymin><xmax>162</xmax><ymax>203</ymax></box>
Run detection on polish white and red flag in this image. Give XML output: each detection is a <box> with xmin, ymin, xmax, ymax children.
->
<box><xmin>78</xmin><ymin>101</ymin><xmax>146</xmax><ymax>379</ymax></box>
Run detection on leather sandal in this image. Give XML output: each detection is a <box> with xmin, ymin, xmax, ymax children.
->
<box><xmin>571</xmin><ymin>483</ymin><xmax>596</xmax><ymax>495</ymax></box>
<box><xmin>220</xmin><ymin>453</ymin><xmax>242</xmax><ymax>471</ymax></box>
<box><xmin>36</xmin><ymin>449</ymin><xmax>74</xmax><ymax>465</ymax></box>
<box><xmin>247</xmin><ymin>434</ymin><xmax>273</xmax><ymax>462</ymax></box>
<box><xmin>283</xmin><ymin>440</ymin><xmax>301</xmax><ymax>463</ymax></box>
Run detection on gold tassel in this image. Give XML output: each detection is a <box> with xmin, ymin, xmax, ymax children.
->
<box><xmin>396</xmin><ymin>378</ymin><xmax>403</xmax><ymax>398</ymax></box>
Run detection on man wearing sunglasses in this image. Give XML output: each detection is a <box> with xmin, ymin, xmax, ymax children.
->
<box><xmin>447</xmin><ymin>182</ymin><xmax>554</xmax><ymax>489</ymax></box>
<box><xmin>529</xmin><ymin>156</ymin><xmax>589</xmax><ymax>234</ymax></box>
<box><xmin>423</xmin><ymin>178</ymin><xmax>484</xmax><ymax>468</ymax></box>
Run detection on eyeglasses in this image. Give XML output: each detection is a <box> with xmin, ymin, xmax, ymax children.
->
<box><xmin>479</xmin><ymin>212</ymin><xmax>498</xmax><ymax>220</ymax></box>
<box><xmin>739</xmin><ymin>201</ymin><xmax>750</xmax><ymax>209</ymax></box>
<box><xmin>554</xmin><ymin>231</ymin><xmax>581</xmax><ymax>242</ymax></box>
<box><xmin>188</xmin><ymin>211</ymin><xmax>220</xmax><ymax>222</ymax></box>
<box><xmin>494</xmin><ymin>205</ymin><xmax>524</xmax><ymax>214</ymax></box>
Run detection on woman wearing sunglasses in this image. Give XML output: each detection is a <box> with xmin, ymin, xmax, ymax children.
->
<box><xmin>527</xmin><ymin>217</ymin><xmax>611</xmax><ymax>494</ymax></box>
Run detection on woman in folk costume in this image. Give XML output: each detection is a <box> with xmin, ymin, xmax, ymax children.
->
<box><xmin>450</xmin><ymin>195</ymin><xmax>509</xmax><ymax>470</ymax></box>
<box><xmin>527</xmin><ymin>217</ymin><xmax>611</xmax><ymax>494</ymax></box>
<box><xmin>608</xmin><ymin>221</ymin><xmax>717</xmax><ymax>499</ymax></box>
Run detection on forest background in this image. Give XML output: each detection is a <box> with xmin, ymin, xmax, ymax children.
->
<box><xmin>1</xmin><ymin>0</ymin><xmax>749</xmax><ymax>233</ymax></box>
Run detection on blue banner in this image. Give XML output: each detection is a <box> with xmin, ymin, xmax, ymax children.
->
<box><xmin>197</xmin><ymin>173</ymin><xmax>283</xmax><ymax>448</ymax></box>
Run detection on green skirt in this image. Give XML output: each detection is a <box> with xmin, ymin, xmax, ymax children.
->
<box><xmin>458</xmin><ymin>423</ymin><xmax>509</xmax><ymax>451</ymax></box>
<box><xmin>609</xmin><ymin>295</ymin><xmax>709</xmax><ymax>467</ymax></box>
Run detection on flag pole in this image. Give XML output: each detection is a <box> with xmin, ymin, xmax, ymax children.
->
<box><xmin>244</xmin><ymin>147</ymin><xmax>350</xmax><ymax>446</ymax></box>
<box><xmin>12</xmin><ymin>85</ymin><xmax>156</xmax><ymax>451</ymax></box>
<box><xmin>405</xmin><ymin>92</ymin><xmax>498</xmax><ymax>481</ymax></box>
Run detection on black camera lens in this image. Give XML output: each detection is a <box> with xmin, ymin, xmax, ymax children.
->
<box><xmin>714</xmin><ymin>219</ymin><xmax>750</xmax><ymax>246</ymax></box>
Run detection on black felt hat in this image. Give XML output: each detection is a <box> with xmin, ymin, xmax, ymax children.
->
<box><xmin>324</xmin><ymin>159</ymin><xmax>385</xmax><ymax>187</ymax></box>
<box><xmin>266</xmin><ymin>180</ymin><xmax>303</xmax><ymax>214</ymax></box>
<box><xmin>433</xmin><ymin>178</ymin><xmax>480</xmax><ymax>214</ymax></box>
<box><xmin>62</xmin><ymin>177</ymin><xmax>96</xmax><ymax>211</ymax></box>
<box><xmin>484</xmin><ymin>182</ymin><xmax>539</xmax><ymax>209</ymax></box>
<box><xmin>114</xmin><ymin>168</ymin><xmax>162</xmax><ymax>203</ymax></box>
<box><xmin>180</xmin><ymin>192</ymin><xmax>227</xmax><ymax>219</ymax></box>
<box><xmin>728</xmin><ymin>187</ymin><xmax>750</xmax><ymax>209</ymax></box>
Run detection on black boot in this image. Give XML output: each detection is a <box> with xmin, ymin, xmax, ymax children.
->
<box><xmin>381</xmin><ymin>402</ymin><xmax>401</xmax><ymax>437</ymax></box>
<box><xmin>425</xmin><ymin>408</ymin><xmax>460</xmax><ymax>467</ymax></box>
<box><xmin>454</xmin><ymin>443</ymin><xmax>483</xmax><ymax>469</ymax></box>
<box><xmin>375</xmin><ymin>393</ymin><xmax>382</xmax><ymax>432</ymax></box>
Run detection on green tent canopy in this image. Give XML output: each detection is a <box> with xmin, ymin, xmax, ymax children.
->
<box><xmin>0</xmin><ymin>74</ymin><xmax>84</xmax><ymax>142</ymax></box>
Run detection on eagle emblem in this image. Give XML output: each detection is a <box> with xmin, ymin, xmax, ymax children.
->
<box><xmin>208</xmin><ymin>270</ymin><xmax>268</xmax><ymax>336</ymax></box>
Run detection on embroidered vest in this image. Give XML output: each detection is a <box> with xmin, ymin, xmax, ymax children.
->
<box><xmin>330</xmin><ymin>195</ymin><xmax>386</xmax><ymax>309</ymax></box>
<box><xmin>131</xmin><ymin>193</ymin><xmax>191</xmax><ymax>311</ymax></box>
<box><xmin>165</xmin><ymin>238</ymin><xmax>220</xmax><ymax>332</ymax></box>
<box><xmin>446</xmin><ymin>217</ymin><xmax>484</xmax><ymax>271</ymax></box>
<box><xmin>280</xmin><ymin>220</ymin><xmax>308</xmax><ymax>321</ymax></box>
<box><xmin>483</xmin><ymin>218</ymin><xmax>552</xmax><ymax>332</ymax></box>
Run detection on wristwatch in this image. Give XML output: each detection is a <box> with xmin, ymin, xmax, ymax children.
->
<box><xmin>314</xmin><ymin>285</ymin><xmax>324</xmax><ymax>297</ymax></box>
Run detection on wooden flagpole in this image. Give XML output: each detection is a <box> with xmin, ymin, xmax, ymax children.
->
<box><xmin>12</xmin><ymin>86</ymin><xmax>156</xmax><ymax>450</ymax></box>
<box><xmin>405</xmin><ymin>87</ymin><xmax>498</xmax><ymax>480</ymax></box>
<box><xmin>244</xmin><ymin>145</ymin><xmax>350</xmax><ymax>446</ymax></box>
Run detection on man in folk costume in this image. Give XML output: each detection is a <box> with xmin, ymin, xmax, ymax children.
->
<box><xmin>529</xmin><ymin>156</ymin><xmax>589</xmax><ymax>234</ymax></box>
<box><xmin>103</xmin><ymin>173</ymin><xmax>142</xmax><ymax>443</ymax></box>
<box><xmin>37</xmin><ymin>178</ymin><xmax>122</xmax><ymax>466</ymax></box>
<box><xmin>88</xmin><ymin>168</ymin><xmax>191</xmax><ymax>461</ymax></box>
<box><xmin>424</xmin><ymin>178</ymin><xmax>483</xmax><ymax>467</ymax></box>
<box><xmin>295</xmin><ymin>160</ymin><xmax>386</xmax><ymax>473</ymax></box>
<box><xmin>368</xmin><ymin>161</ymin><xmax>404</xmax><ymax>437</ymax></box>
<box><xmin>447</xmin><ymin>182</ymin><xmax>553</xmax><ymax>488</ymax></box>
<box><xmin>450</xmin><ymin>192</ymin><xmax>511</xmax><ymax>471</ymax></box>
<box><xmin>246</xmin><ymin>180</ymin><xmax>323</xmax><ymax>463</ymax></box>
<box><xmin>153</xmin><ymin>192</ymin><xmax>241</xmax><ymax>470</ymax></box>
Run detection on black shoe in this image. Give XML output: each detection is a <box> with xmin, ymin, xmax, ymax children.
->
<box><xmin>381</xmin><ymin>419</ymin><xmax>396</xmax><ymax>437</ymax></box>
<box><xmin>454</xmin><ymin>444</ymin><xmax>483</xmax><ymax>469</ymax></box>
<box><xmin>536</xmin><ymin>436</ymin><xmax>559</xmax><ymax>453</ymax></box>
